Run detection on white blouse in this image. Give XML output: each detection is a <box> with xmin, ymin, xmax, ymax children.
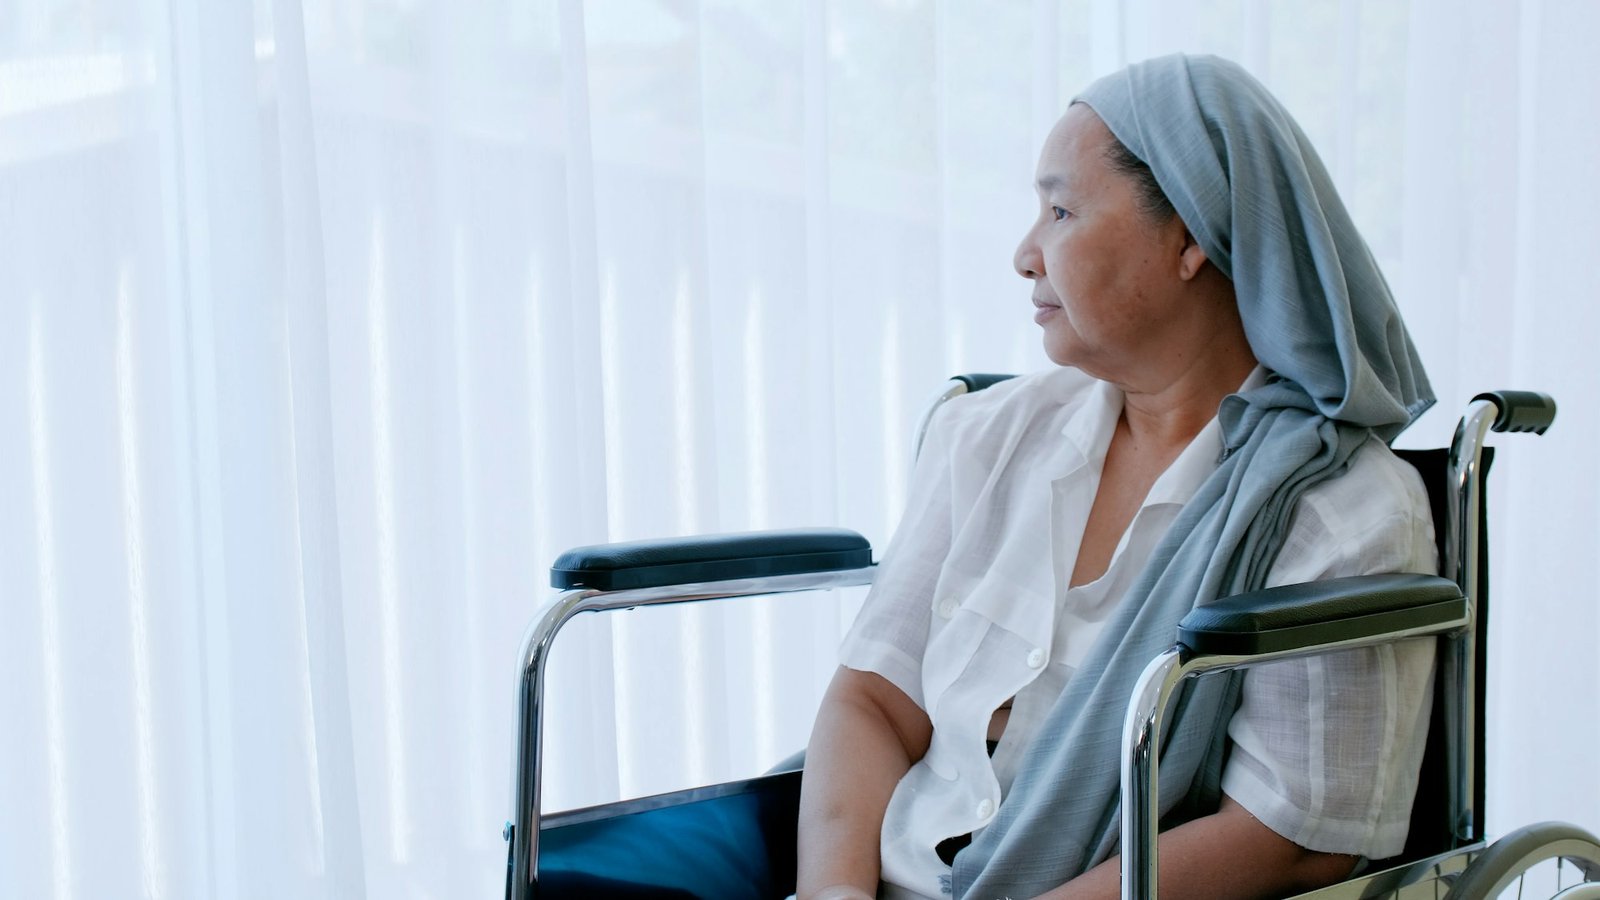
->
<box><xmin>839</xmin><ymin>367</ymin><xmax>1438</xmax><ymax>900</ymax></box>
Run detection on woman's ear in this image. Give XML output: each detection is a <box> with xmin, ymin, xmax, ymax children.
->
<box><xmin>1177</xmin><ymin>228</ymin><xmax>1209</xmax><ymax>281</ymax></box>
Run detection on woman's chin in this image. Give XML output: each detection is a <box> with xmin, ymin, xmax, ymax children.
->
<box><xmin>1041</xmin><ymin>342</ymin><xmax>1081</xmax><ymax>369</ymax></box>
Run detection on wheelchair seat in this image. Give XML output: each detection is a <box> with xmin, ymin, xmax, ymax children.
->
<box><xmin>538</xmin><ymin>770</ymin><xmax>801</xmax><ymax>898</ymax></box>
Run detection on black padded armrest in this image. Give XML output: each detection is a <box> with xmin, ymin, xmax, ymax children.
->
<box><xmin>1178</xmin><ymin>574</ymin><xmax>1464</xmax><ymax>656</ymax></box>
<box><xmin>550</xmin><ymin>528</ymin><xmax>872</xmax><ymax>591</ymax></box>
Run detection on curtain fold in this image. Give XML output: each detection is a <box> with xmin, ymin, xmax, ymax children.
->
<box><xmin>1</xmin><ymin>1</ymin><xmax>1597</xmax><ymax>897</ymax></box>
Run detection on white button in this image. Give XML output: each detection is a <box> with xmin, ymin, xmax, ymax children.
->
<box><xmin>937</xmin><ymin>598</ymin><xmax>958</xmax><ymax>619</ymax></box>
<box><xmin>1026</xmin><ymin>648</ymin><xmax>1046</xmax><ymax>668</ymax></box>
<box><xmin>976</xmin><ymin>798</ymin><xmax>995</xmax><ymax>820</ymax></box>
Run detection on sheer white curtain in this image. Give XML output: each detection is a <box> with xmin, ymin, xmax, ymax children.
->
<box><xmin>1</xmin><ymin>1</ymin><xmax>1596</xmax><ymax>897</ymax></box>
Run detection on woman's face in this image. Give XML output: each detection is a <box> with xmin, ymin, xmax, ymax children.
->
<box><xmin>1014</xmin><ymin>104</ymin><xmax>1195</xmax><ymax>381</ymax></box>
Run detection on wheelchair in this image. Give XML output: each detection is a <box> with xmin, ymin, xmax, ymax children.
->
<box><xmin>504</xmin><ymin>376</ymin><xmax>1599</xmax><ymax>899</ymax></box>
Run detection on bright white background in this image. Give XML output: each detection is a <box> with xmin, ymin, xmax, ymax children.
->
<box><xmin>1</xmin><ymin>1</ymin><xmax>1596</xmax><ymax>897</ymax></box>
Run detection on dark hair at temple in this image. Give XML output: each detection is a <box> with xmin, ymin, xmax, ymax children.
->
<box><xmin>1103</xmin><ymin>136</ymin><xmax>1176</xmax><ymax>222</ymax></box>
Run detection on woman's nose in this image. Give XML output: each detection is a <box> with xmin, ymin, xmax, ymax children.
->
<box><xmin>1014</xmin><ymin>228</ymin><xmax>1042</xmax><ymax>280</ymax></box>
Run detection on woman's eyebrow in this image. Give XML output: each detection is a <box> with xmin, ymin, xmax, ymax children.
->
<box><xmin>1035</xmin><ymin>174</ymin><xmax>1067</xmax><ymax>193</ymax></box>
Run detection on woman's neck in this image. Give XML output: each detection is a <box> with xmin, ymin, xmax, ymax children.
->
<box><xmin>1119</xmin><ymin>348</ymin><xmax>1257</xmax><ymax>453</ymax></box>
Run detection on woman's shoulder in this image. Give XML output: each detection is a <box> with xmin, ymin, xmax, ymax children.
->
<box><xmin>1321</xmin><ymin>436</ymin><xmax>1430</xmax><ymax>510</ymax></box>
<box><xmin>1269</xmin><ymin>436</ymin><xmax>1439</xmax><ymax>584</ymax></box>
<box><xmin>1295</xmin><ymin>435</ymin><xmax>1435</xmax><ymax>554</ymax></box>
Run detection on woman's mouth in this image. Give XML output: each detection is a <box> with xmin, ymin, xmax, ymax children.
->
<box><xmin>1032</xmin><ymin>297</ymin><xmax>1061</xmax><ymax>324</ymax></box>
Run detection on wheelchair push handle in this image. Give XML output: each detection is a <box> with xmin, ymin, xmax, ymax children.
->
<box><xmin>951</xmin><ymin>372</ymin><xmax>1018</xmax><ymax>393</ymax></box>
<box><xmin>1472</xmin><ymin>390</ymin><xmax>1556</xmax><ymax>435</ymax></box>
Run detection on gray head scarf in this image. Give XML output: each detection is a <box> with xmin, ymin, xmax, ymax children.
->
<box><xmin>951</xmin><ymin>54</ymin><xmax>1434</xmax><ymax>898</ymax></box>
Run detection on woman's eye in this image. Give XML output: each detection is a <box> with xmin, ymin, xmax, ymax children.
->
<box><xmin>1051</xmin><ymin>206</ymin><xmax>1069</xmax><ymax>221</ymax></box>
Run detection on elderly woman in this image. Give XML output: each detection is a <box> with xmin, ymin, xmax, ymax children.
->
<box><xmin>797</xmin><ymin>55</ymin><xmax>1437</xmax><ymax>900</ymax></box>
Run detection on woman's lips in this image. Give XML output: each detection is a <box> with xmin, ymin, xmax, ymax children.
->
<box><xmin>1033</xmin><ymin>298</ymin><xmax>1061</xmax><ymax>324</ymax></box>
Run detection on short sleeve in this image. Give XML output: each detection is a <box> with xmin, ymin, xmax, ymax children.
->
<box><xmin>837</xmin><ymin>403</ymin><xmax>956</xmax><ymax>710</ymax></box>
<box><xmin>1221</xmin><ymin>439</ymin><xmax>1439</xmax><ymax>859</ymax></box>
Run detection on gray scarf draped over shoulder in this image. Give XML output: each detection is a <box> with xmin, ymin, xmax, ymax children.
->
<box><xmin>951</xmin><ymin>54</ymin><xmax>1434</xmax><ymax>899</ymax></box>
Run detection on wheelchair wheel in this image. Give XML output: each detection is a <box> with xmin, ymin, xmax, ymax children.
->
<box><xmin>1445</xmin><ymin>822</ymin><xmax>1600</xmax><ymax>899</ymax></box>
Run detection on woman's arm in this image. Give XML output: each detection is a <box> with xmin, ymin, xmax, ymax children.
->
<box><xmin>796</xmin><ymin>666</ymin><xmax>934</xmax><ymax>900</ymax></box>
<box><xmin>1035</xmin><ymin>795</ymin><xmax>1357</xmax><ymax>900</ymax></box>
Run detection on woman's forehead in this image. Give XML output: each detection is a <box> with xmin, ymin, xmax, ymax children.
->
<box><xmin>1035</xmin><ymin>104</ymin><xmax>1117</xmax><ymax>190</ymax></box>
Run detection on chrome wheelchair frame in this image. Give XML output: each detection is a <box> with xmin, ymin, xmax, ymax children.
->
<box><xmin>505</xmin><ymin>379</ymin><xmax>1598</xmax><ymax>899</ymax></box>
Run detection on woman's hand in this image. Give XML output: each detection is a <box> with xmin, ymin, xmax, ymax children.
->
<box><xmin>1034</xmin><ymin>795</ymin><xmax>1358</xmax><ymax>900</ymax></box>
<box><xmin>795</xmin><ymin>666</ymin><xmax>933</xmax><ymax>900</ymax></box>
